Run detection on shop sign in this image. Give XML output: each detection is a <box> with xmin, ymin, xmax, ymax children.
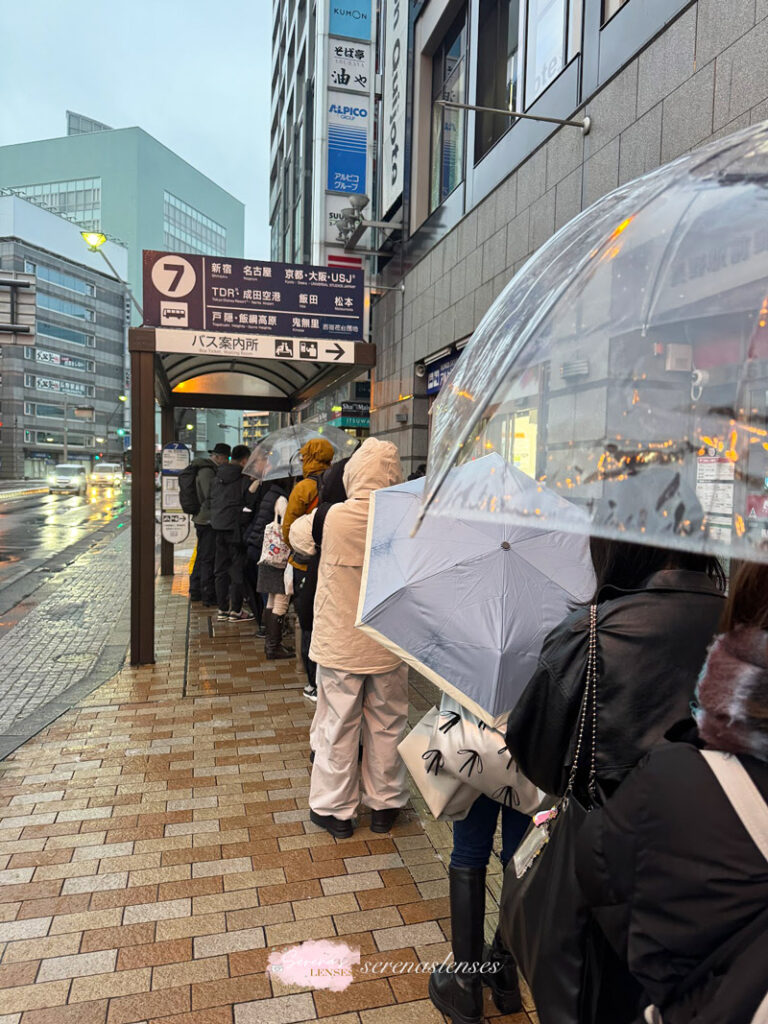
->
<box><xmin>746</xmin><ymin>493</ymin><xmax>768</xmax><ymax>520</ymax></box>
<box><xmin>35</xmin><ymin>349</ymin><xmax>91</xmax><ymax>372</ymax></box>
<box><xmin>426</xmin><ymin>354</ymin><xmax>459</xmax><ymax>395</ymax></box>
<box><xmin>35</xmin><ymin>376</ymin><xmax>92</xmax><ymax>397</ymax></box>
<box><xmin>329</xmin><ymin>39</ymin><xmax>370</xmax><ymax>93</ymax></box>
<box><xmin>341</xmin><ymin>400</ymin><xmax>369</xmax><ymax>415</ymax></box>
<box><xmin>144</xmin><ymin>252</ymin><xmax>364</xmax><ymax>340</ymax></box>
<box><xmin>327</xmin><ymin>92</ymin><xmax>369</xmax><ymax>195</ymax></box>
<box><xmin>338</xmin><ymin>415</ymin><xmax>369</xmax><ymax>428</ymax></box>
<box><xmin>329</xmin><ymin>0</ymin><xmax>371</xmax><ymax>40</ymax></box>
<box><xmin>381</xmin><ymin>0</ymin><xmax>407</xmax><ymax>213</ymax></box>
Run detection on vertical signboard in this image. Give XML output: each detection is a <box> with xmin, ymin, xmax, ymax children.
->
<box><xmin>381</xmin><ymin>0</ymin><xmax>408</xmax><ymax>214</ymax></box>
<box><xmin>329</xmin><ymin>0</ymin><xmax>372</xmax><ymax>40</ymax></box>
<box><xmin>329</xmin><ymin>40</ymin><xmax>371</xmax><ymax>92</ymax></box>
<box><xmin>327</xmin><ymin>92</ymin><xmax>369</xmax><ymax>195</ymax></box>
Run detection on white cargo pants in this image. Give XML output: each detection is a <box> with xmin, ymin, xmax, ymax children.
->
<box><xmin>309</xmin><ymin>663</ymin><xmax>410</xmax><ymax>821</ymax></box>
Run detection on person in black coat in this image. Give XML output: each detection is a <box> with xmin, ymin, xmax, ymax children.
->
<box><xmin>210</xmin><ymin>444</ymin><xmax>258</xmax><ymax>620</ymax></box>
<box><xmin>575</xmin><ymin>559</ymin><xmax>768</xmax><ymax>1024</ymax></box>
<box><xmin>500</xmin><ymin>475</ymin><xmax>726</xmax><ymax>1024</ymax></box>
<box><xmin>244</xmin><ymin>476</ymin><xmax>292</xmax><ymax>657</ymax></box>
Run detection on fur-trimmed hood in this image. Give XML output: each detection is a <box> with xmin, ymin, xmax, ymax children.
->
<box><xmin>694</xmin><ymin>626</ymin><xmax>768</xmax><ymax>762</ymax></box>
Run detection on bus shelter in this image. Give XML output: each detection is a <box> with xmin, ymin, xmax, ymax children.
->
<box><xmin>129</xmin><ymin>252</ymin><xmax>374</xmax><ymax>664</ymax></box>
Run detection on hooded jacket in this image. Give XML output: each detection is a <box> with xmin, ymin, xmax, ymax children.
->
<box><xmin>282</xmin><ymin>438</ymin><xmax>335</xmax><ymax>570</ymax></box>
<box><xmin>310</xmin><ymin>437</ymin><xmax>403</xmax><ymax>674</ymax></box>
<box><xmin>244</xmin><ymin>480</ymin><xmax>289</xmax><ymax>561</ymax></box>
<box><xmin>209</xmin><ymin>463</ymin><xmax>256</xmax><ymax>538</ymax></box>
<box><xmin>189</xmin><ymin>456</ymin><xmax>217</xmax><ymax>526</ymax></box>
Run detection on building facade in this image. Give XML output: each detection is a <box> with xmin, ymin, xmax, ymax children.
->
<box><xmin>0</xmin><ymin>120</ymin><xmax>245</xmax><ymax>320</ymax></box>
<box><xmin>0</xmin><ymin>116</ymin><xmax>247</xmax><ymax>459</ymax></box>
<box><xmin>0</xmin><ymin>196</ymin><xmax>130</xmax><ymax>479</ymax></box>
<box><xmin>368</xmin><ymin>0</ymin><xmax>768</xmax><ymax>475</ymax></box>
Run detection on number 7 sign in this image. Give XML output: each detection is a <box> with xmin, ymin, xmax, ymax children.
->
<box><xmin>150</xmin><ymin>255</ymin><xmax>197</xmax><ymax>298</ymax></box>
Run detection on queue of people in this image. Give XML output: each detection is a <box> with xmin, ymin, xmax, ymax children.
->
<box><xmin>189</xmin><ymin>438</ymin><xmax>768</xmax><ymax>1024</ymax></box>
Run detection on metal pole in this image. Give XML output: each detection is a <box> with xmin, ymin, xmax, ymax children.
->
<box><xmin>129</xmin><ymin>329</ymin><xmax>155</xmax><ymax>665</ymax></box>
<box><xmin>435</xmin><ymin>98</ymin><xmax>591</xmax><ymax>134</ymax></box>
<box><xmin>97</xmin><ymin>248</ymin><xmax>144</xmax><ymax>321</ymax></box>
<box><xmin>63</xmin><ymin>398</ymin><xmax>68</xmax><ymax>461</ymax></box>
<box><xmin>160</xmin><ymin>405</ymin><xmax>175</xmax><ymax>577</ymax></box>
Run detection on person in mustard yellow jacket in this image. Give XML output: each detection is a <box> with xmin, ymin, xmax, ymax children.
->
<box><xmin>282</xmin><ymin>437</ymin><xmax>335</xmax><ymax>700</ymax></box>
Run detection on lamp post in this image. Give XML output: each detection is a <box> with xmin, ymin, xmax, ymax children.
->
<box><xmin>106</xmin><ymin>394</ymin><xmax>128</xmax><ymax>455</ymax></box>
<box><xmin>80</xmin><ymin>233</ymin><xmax>143</xmax><ymax>320</ymax></box>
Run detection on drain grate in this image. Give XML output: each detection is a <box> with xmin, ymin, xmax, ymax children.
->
<box><xmin>53</xmin><ymin>651</ymin><xmax>95</xmax><ymax>665</ymax></box>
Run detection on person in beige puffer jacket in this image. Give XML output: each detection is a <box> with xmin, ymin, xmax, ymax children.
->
<box><xmin>308</xmin><ymin>437</ymin><xmax>409</xmax><ymax>839</ymax></box>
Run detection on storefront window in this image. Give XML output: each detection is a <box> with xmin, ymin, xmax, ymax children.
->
<box><xmin>475</xmin><ymin>0</ymin><xmax>521</xmax><ymax>161</ymax></box>
<box><xmin>430</xmin><ymin>10</ymin><xmax>467</xmax><ymax>212</ymax></box>
<box><xmin>525</xmin><ymin>0</ymin><xmax>581</xmax><ymax>106</ymax></box>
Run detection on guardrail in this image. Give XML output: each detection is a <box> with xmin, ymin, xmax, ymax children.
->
<box><xmin>0</xmin><ymin>485</ymin><xmax>49</xmax><ymax>502</ymax></box>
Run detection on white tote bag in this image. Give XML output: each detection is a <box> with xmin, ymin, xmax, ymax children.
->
<box><xmin>398</xmin><ymin>707</ymin><xmax>477</xmax><ymax>821</ymax></box>
<box><xmin>259</xmin><ymin>496</ymin><xmax>290</xmax><ymax>569</ymax></box>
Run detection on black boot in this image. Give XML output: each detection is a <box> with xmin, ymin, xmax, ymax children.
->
<box><xmin>482</xmin><ymin>929</ymin><xmax>521</xmax><ymax>1014</ymax></box>
<box><xmin>266</xmin><ymin>613</ymin><xmax>294</xmax><ymax>660</ymax></box>
<box><xmin>428</xmin><ymin>866</ymin><xmax>486</xmax><ymax>1024</ymax></box>
<box><xmin>261</xmin><ymin>609</ymin><xmax>271</xmax><ymax>651</ymax></box>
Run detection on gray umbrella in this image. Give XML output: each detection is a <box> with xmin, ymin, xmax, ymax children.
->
<box><xmin>356</xmin><ymin>454</ymin><xmax>595</xmax><ymax>725</ymax></box>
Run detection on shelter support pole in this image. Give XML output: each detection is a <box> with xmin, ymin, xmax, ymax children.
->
<box><xmin>129</xmin><ymin>330</ymin><xmax>156</xmax><ymax>665</ymax></box>
<box><xmin>160</xmin><ymin>405</ymin><xmax>175</xmax><ymax>577</ymax></box>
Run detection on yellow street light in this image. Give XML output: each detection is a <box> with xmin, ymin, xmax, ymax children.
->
<box><xmin>81</xmin><ymin>231</ymin><xmax>107</xmax><ymax>251</ymax></box>
<box><xmin>185</xmin><ymin>423</ymin><xmax>195</xmax><ymax>431</ymax></box>
<box><xmin>118</xmin><ymin>394</ymin><xmax>127</xmax><ymax>402</ymax></box>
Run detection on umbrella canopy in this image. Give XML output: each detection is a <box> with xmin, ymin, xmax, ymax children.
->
<box><xmin>243</xmin><ymin>424</ymin><xmax>359</xmax><ymax>481</ymax></box>
<box><xmin>356</xmin><ymin>454</ymin><xmax>595</xmax><ymax>725</ymax></box>
<box><xmin>418</xmin><ymin>121</ymin><xmax>768</xmax><ymax>562</ymax></box>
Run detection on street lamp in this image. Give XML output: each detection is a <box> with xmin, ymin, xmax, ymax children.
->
<box><xmin>80</xmin><ymin>231</ymin><xmax>143</xmax><ymax>320</ymax></box>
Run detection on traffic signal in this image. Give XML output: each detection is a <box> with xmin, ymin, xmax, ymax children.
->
<box><xmin>116</xmin><ymin>428</ymin><xmax>125</xmax><ymax>437</ymax></box>
<box><xmin>95</xmin><ymin>453</ymin><xmax>102</xmax><ymax>461</ymax></box>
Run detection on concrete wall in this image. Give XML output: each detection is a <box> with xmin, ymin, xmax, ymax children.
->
<box><xmin>371</xmin><ymin>0</ymin><xmax>768</xmax><ymax>474</ymax></box>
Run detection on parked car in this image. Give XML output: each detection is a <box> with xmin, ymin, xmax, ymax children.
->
<box><xmin>89</xmin><ymin>462</ymin><xmax>124</xmax><ymax>487</ymax></box>
<box><xmin>48</xmin><ymin>464</ymin><xmax>87</xmax><ymax>495</ymax></box>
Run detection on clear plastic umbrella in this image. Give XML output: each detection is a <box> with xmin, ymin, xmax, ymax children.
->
<box><xmin>243</xmin><ymin>424</ymin><xmax>359</xmax><ymax>481</ymax></box>
<box><xmin>418</xmin><ymin>121</ymin><xmax>768</xmax><ymax>562</ymax></box>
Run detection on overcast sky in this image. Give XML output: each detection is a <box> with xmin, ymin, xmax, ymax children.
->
<box><xmin>0</xmin><ymin>0</ymin><xmax>271</xmax><ymax>254</ymax></box>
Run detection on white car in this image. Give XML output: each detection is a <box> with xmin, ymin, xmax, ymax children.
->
<box><xmin>89</xmin><ymin>462</ymin><xmax>124</xmax><ymax>487</ymax></box>
<box><xmin>48</xmin><ymin>464</ymin><xmax>87</xmax><ymax>495</ymax></box>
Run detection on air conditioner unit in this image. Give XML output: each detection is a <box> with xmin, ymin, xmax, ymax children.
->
<box><xmin>665</xmin><ymin>344</ymin><xmax>693</xmax><ymax>372</ymax></box>
<box><xmin>560</xmin><ymin>359</ymin><xmax>589</xmax><ymax>379</ymax></box>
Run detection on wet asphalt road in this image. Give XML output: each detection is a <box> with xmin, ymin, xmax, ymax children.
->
<box><xmin>0</xmin><ymin>485</ymin><xmax>130</xmax><ymax>594</ymax></box>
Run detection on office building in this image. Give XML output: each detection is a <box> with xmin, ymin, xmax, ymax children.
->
<box><xmin>0</xmin><ymin>115</ymin><xmax>246</xmax><ymax>452</ymax></box>
<box><xmin>366</xmin><ymin>0</ymin><xmax>768</xmax><ymax>476</ymax></box>
<box><xmin>269</xmin><ymin>0</ymin><xmax>375</xmax><ymax>433</ymax></box>
<box><xmin>0</xmin><ymin>195</ymin><xmax>129</xmax><ymax>479</ymax></box>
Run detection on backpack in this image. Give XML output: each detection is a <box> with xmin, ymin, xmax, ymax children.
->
<box><xmin>178</xmin><ymin>464</ymin><xmax>202</xmax><ymax>515</ymax></box>
<box><xmin>259</xmin><ymin>497</ymin><xmax>291</xmax><ymax>568</ymax></box>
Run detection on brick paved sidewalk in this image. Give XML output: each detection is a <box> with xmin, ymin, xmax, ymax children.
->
<box><xmin>0</xmin><ymin>569</ymin><xmax>536</xmax><ymax>1024</ymax></box>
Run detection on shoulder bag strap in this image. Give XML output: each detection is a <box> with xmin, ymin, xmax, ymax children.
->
<box><xmin>565</xmin><ymin>604</ymin><xmax>599</xmax><ymax>802</ymax></box>
<box><xmin>700</xmin><ymin>749</ymin><xmax>768</xmax><ymax>862</ymax></box>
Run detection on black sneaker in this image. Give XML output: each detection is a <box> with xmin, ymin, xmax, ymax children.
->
<box><xmin>309</xmin><ymin>809</ymin><xmax>353</xmax><ymax>839</ymax></box>
<box><xmin>370</xmin><ymin>808</ymin><xmax>400</xmax><ymax>833</ymax></box>
<box><xmin>303</xmin><ymin>683</ymin><xmax>318</xmax><ymax>702</ymax></box>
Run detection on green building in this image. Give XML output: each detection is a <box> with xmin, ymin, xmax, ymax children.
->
<box><xmin>0</xmin><ymin>115</ymin><xmax>245</xmax><ymax>320</ymax></box>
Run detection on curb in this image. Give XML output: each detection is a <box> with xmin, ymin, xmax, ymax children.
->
<box><xmin>0</xmin><ymin>487</ymin><xmax>48</xmax><ymax>502</ymax></box>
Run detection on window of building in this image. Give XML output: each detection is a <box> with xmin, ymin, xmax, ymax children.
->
<box><xmin>37</xmin><ymin>321</ymin><xmax>95</xmax><ymax>348</ymax></box>
<box><xmin>475</xmin><ymin>0</ymin><xmax>521</xmax><ymax>161</ymax></box>
<box><xmin>11</xmin><ymin>178</ymin><xmax>102</xmax><ymax>231</ymax></box>
<box><xmin>163</xmin><ymin>191</ymin><xmax>227</xmax><ymax>256</ymax></box>
<box><xmin>602</xmin><ymin>0</ymin><xmax>628</xmax><ymax>21</ymax></box>
<box><xmin>37</xmin><ymin>292</ymin><xmax>95</xmax><ymax>322</ymax></box>
<box><xmin>525</xmin><ymin>0</ymin><xmax>581</xmax><ymax>106</ymax></box>
<box><xmin>35</xmin><ymin>430</ymin><xmax>91</xmax><ymax>447</ymax></box>
<box><xmin>28</xmin><ymin>403</ymin><xmax>66</xmax><ymax>418</ymax></box>
<box><xmin>26</xmin><ymin>261</ymin><xmax>94</xmax><ymax>296</ymax></box>
<box><xmin>430</xmin><ymin>9</ymin><xmax>468</xmax><ymax>213</ymax></box>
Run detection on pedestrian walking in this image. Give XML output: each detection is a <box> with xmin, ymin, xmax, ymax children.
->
<box><xmin>210</xmin><ymin>443</ymin><xmax>258</xmax><ymax>621</ymax></box>
<box><xmin>184</xmin><ymin>442</ymin><xmax>230</xmax><ymax>605</ymax></box>
<box><xmin>282</xmin><ymin>438</ymin><xmax>335</xmax><ymax>701</ymax></box>
<box><xmin>307</xmin><ymin>437</ymin><xmax>408</xmax><ymax>839</ymax></box>
<box><xmin>495</xmin><ymin>511</ymin><xmax>726</xmax><ymax>1024</ymax></box>
<box><xmin>244</xmin><ymin>475</ymin><xmax>293</xmax><ymax>658</ymax></box>
<box><xmin>576</xmin><ymin>559</ymin><xmax>768</xmax><ymax>1024</ymax></box>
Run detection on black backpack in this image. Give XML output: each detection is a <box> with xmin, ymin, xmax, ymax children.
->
<box><xmin>178</xmin><ymin>464</ymin><xmax>202</xmax><ymax>515</ymax></box>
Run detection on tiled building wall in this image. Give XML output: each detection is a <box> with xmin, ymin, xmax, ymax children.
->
<box><xmin>371</xmin><ymin>0</ymin><xmax>768</xmax><ymax>473</ymax></box>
